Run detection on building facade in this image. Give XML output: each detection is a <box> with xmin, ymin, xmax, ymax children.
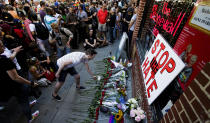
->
<box><xmin>130</xmin><ymin>0</ymin><xmax>210</xmax><ymax>122</ymax></box>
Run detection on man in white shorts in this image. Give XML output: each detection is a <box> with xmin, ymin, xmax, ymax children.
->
<box><xmin>52</xmin><ymin>49</ymin><xmax>97</xmax><ymax>101</ymax></box>
<box><xmin>97</xmin><ymin>4</ymin><xmax>108</xmax><ymax>36</ymax></box>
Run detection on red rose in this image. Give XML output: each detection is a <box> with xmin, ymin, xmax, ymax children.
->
<box><xmin>102</xmin><ymin>91</ymin><xmax>105</xmax><ymax>96</ymax></box>
<box><xmin>96</xmin><ymin>107</ymin><xmax>100</xmax><ymax>112</ymax></box>
<box><xmin>100</xmin><ymin>99</ymin><xmax>103</xmax><ymax>105</ymax></box>
<box><xmin>109</xmin><ymin>73</ymin><xmax>112</xmax><ymax>77</ymax></box>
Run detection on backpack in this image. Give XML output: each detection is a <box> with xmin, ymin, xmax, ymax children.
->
<box><xmin>34</xmin><ymin>22</ymin><xmax>49</xmax><ymax>40</ymax></box>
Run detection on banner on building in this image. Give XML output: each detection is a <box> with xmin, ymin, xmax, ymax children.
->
<box><xmin>141</xmin><ymin>34</ymin><xmax>185</xmax><ymax>105</ymax></box>
<box><xmin>173</xmin><ymin>1</ymin><xmax>210</xmax><ymax>90</ymax></box>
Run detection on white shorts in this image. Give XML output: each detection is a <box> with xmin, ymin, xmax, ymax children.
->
<box><xmin>98</xmin><ymin>23</ymin><xmax>107</xmax><ymax>32</ymax></box>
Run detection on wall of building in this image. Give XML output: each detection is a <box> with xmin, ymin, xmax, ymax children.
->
<box><xmin>131</xmin><ymin>0</ymin><xmax>210</xmax><ymax>122</ymax></box>
<box><xmin>159</xmin><ymin>62</ymin><xmax>210</xmax><ymax>123</ymax></box>
<box><xmin>130</xmin><ymin>0</ymin><xmax>154</xmax><ymax>122</ymax></box>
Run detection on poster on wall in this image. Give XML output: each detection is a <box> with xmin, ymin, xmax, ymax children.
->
<box><xmin>173</xmin><ymin>1</ymin><xmax>210</xmax><ymax>91</ymax></box>
<box><xmin>141</xmin><ymin>34</ymin><xmax>185</xmax><ymax>105</ymax></box>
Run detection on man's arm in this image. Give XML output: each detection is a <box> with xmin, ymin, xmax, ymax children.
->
<box><xmin>128</xmin><ymin>14</ymin><xmax>136</xmax><ymax>30</ymax></box>
<box><xmin>128</xmin><ymin>20</ymin><xmax>135</xmax><ymax>30</ymax></box>
<box><xmin>84</xmin><ymin>63</ymin><xmax>96</xmax><ymax>79</ymax></box>
<box><xmin>7</xmin><ymin>69</ymin><xmax>32</xmax><ymax>85</ymax></box>
<box><xmin>10</xmin><ymin>46</ymin><xmax>22</xmax><ymax>60</ymax></box>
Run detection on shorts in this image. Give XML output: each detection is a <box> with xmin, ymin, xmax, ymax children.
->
<box><xmin>58</xmin><ymin>67</ymin><xmax>78</xmax><ymax>82</ymax></box>
<box><xmin>98</xmin><ymin>23</ymin><xmax>107</xmax><ymax>32</ymax></box>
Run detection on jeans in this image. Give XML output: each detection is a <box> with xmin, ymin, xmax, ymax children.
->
<box><xmin>57</xmin><ymin>46</ymin><xmax>71</xmax><ymax>58</ymax></box>
<box><xmin>109</xmin><ymin>27</ymin><xmax>115</xmax><ymax>43</ymax></box>
<box><xmin>37</xmin><ymin>38</ymin><xmax>52</xmax><ymax>57</ymax></box>
<box><xmin>128</xmin><ymin>30</ymin><xmax>133</xmax><ymax>43</ymax></box>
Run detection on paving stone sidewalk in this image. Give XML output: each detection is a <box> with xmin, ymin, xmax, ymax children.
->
<box><xmin>33</xmin><ymin>38</ymin><xmax>131</xmax><ymax>123</ymax></box>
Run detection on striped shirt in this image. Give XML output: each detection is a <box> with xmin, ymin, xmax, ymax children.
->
<box><xmin>57</xmin><ymin>52</ymin><xmax>88</xmax><ymax>70</ymax></box>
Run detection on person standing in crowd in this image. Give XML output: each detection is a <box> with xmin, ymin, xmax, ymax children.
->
<box><xmin>7</xmin><ymin>5</ymin><xmax>19</xmax><ymax>19</ymax></box>
<box><xmin>16</xmin><ymin>2</ymin><xmax>26</xmax><ymax>16</ymax></box>
<box><xmin>44</xmin><ymin>7</ymin><xmax>60</xmax><ymax>32</ymax></box>
<box><xmin>128</xmin><ymin>7</ymin><xmax>137</xmax><ymax>42</ymax></box>
<box><xmin>0</xmin><ymin>40</ymin><xmax>39</xmax><ymax>123</ymax></box>
<box><xmin>18</xmin><ymin>11</ymin><xmax>35</xmax><ymax>42</ymax></box>
<box><xmin>90</xmin><ymin>2</ymin><xmax>98</xmax><ymax>15</ymax></box>
<box><xmin>50</xmin><ymin>23</ymin><xmax>73</xmax><ymax>58</ymax></box>
<box><xmin>115</xmin><ymin>7</ymin><xmax>122</xmax><ymax>40</ymax></box>
<box><xmin>122</xmin><ymin>6</ymin><xmax>133</xmax><ymax>33</ymax></box>
<box><xmin>77</xmin><ymin>4</ymin><xmax>88</xmax><ymax>43</ymax></box>
<box><xmin>52</xmin><ymin>49</ymin><xmax>97</xmax><ymax>101</ymax></box>
<box><xmin>107</xmin><ymin>8</ymin><xmax>116</xmax><ymax>43</ymax></box>
<box><xmin>97</xmin><ymin>3</ymin><xmax>108</xmax><ymax>43</ymax></box>
<box><xmin>29</xmin><ymin>12</ymin><xmax>51</xmax><ymax>64</ymax></box>
<box><xmin>85</xmin><ymin>5</ymin><xmax>92</xmax><ymax>29</ymax></box>
<box><xmin>66</xmin><ymin>7</ymin><xmax>79</xmax><ymax>49</ymax></box>
<box><xmin>39</xmin><ymin>1</ymin><xmax>46</xmax><ymax>23</ymax></box>
<box><xmin>91</xmin><ymin>11</ymin><xmax>98</xmax><ymax>36</ymax></box>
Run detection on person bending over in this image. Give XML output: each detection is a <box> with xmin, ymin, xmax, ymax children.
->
<box><xmin>52</xmin><ymin>49</ymin><xmax>97</xmax><ymax>101</ymax></box>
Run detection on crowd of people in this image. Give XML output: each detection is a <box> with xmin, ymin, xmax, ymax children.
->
<box><xmin>0</xmin><ymin>0</ymin><xmax>138</xmax><ymax>122</ymax></box>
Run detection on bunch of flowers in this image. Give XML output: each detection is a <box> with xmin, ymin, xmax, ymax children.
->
<box><xmin>130</xmin><ymin>107</ymin><xmax>146</xmax><ymax>122</ymax></box>
<box><xmin>126</xmin><ymin>98</ymin><xmax>146</xmax><ymax>122</ymax></box>
<box><xmin>127</xmin><ymin>98</ymin><xmax>139</xmax><ymax>109</ymax></box>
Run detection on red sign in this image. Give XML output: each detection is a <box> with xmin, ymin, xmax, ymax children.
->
<box><xmin>150</xmin><ymin>2</ymin><xmax>186</xmax><ymax>37</ymax></box>
<box><xmin>173</xmin><ymin>1</ymin><xmax>210</xmax><ymax>90</ymax></box>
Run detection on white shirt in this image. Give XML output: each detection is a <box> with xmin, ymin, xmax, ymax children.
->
<box><xmin>57</xmin><ymin>52</ymin><xmax>88</xmax><ymax>70</ymax></box>
<box><xmin>116</xmin><ymin>12</ymin><xmax>122</xmax><ymax>21</ymax></box>
<box><xmin>1</xmin><ymin>48</ymin><xmax>21</xmax><ymax>70</ymax></box>
<box><xmin>130</xmin><ymin>14</ymin><xmax>137</xmax><ymax>31</ymax></box>
<box><xmin>29</xmin><ymin>22</ymin><xmax>46</xmax><ymax>33</ymax></box>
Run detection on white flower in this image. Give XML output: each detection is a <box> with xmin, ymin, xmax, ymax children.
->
<box><xmin>137</xmin><ymin>107</ymin><xmax>144</xmax><ymax>115</ymax></box>
<box><xmin>135</xmin><ymin>116</ymin><xmax>141</xmax><ymax>122</ymax></box>
<box><xmin>140</xmin><ymin>114</ymin><xmax>146</xmax><ymax>119</ymax></box>
<box><xmin>130</xmin><ymin>109</ymin><xmax>136</xmax><ymax>118</ymax></box>
<box><xmin>131</xmin><ymin>104</ymin><xmax>135</xmax><ymax>109</ymax></box>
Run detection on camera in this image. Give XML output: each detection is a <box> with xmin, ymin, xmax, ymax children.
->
<box><xmin>56</xmin><ymin>36</ymin><xmax>62</xmax><ymax>46</ymax></box>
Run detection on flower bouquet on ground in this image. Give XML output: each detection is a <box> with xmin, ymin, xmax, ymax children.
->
<box><xmin>126</xmin><ymin>98</ymin><xmax>146</xmax><ymax>122</ymax></box>
<box><xmin>85</xmin><ymin>57</ymin><xmax>131</xmax><ymax>123</ymax></box>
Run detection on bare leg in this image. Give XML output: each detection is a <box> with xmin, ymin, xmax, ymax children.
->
<box><xmin>74</xmin><ymin>74</ymin><xmax>80</xmax><ymax>88</ymax></box>
<box><xmin>53</xmin><ymin>82</ymin><xmax>64</xmax><ymax>96</ymax></box>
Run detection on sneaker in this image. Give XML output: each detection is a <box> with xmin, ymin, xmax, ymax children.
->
<box><xmin>52</xmin><ymin>94</ymin><xmax>62</xmax><ymax>101</ymax></box>
<box><xmin>76</xmin><ymin>86</ymin><xmax>86</xmax><ymax>89</ymax></box>
<box><xmin>29</xmin><ymin>110</ymin><xmax>39</xmax><ymax>123</ymax></box>
<box><xmin>29</xmin><ymin>99</ymin><xmax>37</xmax><ymax>107</ymax></box>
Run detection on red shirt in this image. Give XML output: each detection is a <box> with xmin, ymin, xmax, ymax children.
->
<box><xmin>97</xmin><ymin>9</ymin><xmax>108</xmax><ymax>24</ymax></box>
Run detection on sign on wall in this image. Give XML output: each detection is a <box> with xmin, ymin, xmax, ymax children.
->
<box><xmin>150</xmin><ymin>2</ymin><xmax>186</xmax><ymax>37</ymax></box>
<box><xmin>189</xmin><ymin>4</ymin><xmax>210</xmax><ymax>34</ymax></box>
<box><xmin>173</xmin><ymin>1</ymin><xmax>210</xmax><ymax>91</ymax></box>
<box><xmin>141</xmin><ymin>34</ymin><xmax>185</xmax><ymax>105</ymax></box>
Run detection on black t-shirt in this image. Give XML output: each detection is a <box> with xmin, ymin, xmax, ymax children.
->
<box><xmin>109</xmin><ymin>14</ymin><xmax>116</xmax><ymax>27</ymax></box>
<box><xmin>0</xmin><ymin>55</ymin><xmax>21</xmax><ymax>102</ymax></box>
<box><xmin>86</xmin><ymin>34</ymin><xmax>96</xmax><ymax>45</ymax></box>
<box><xmin>90</xmin><ymin>7</ymin><xmax>98</xmax><ymax>15</ymax></box>
<box><xmin>85</xmin><ymin>10</ymin><xmax>92</xmax><ymax>24</ymax></box>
